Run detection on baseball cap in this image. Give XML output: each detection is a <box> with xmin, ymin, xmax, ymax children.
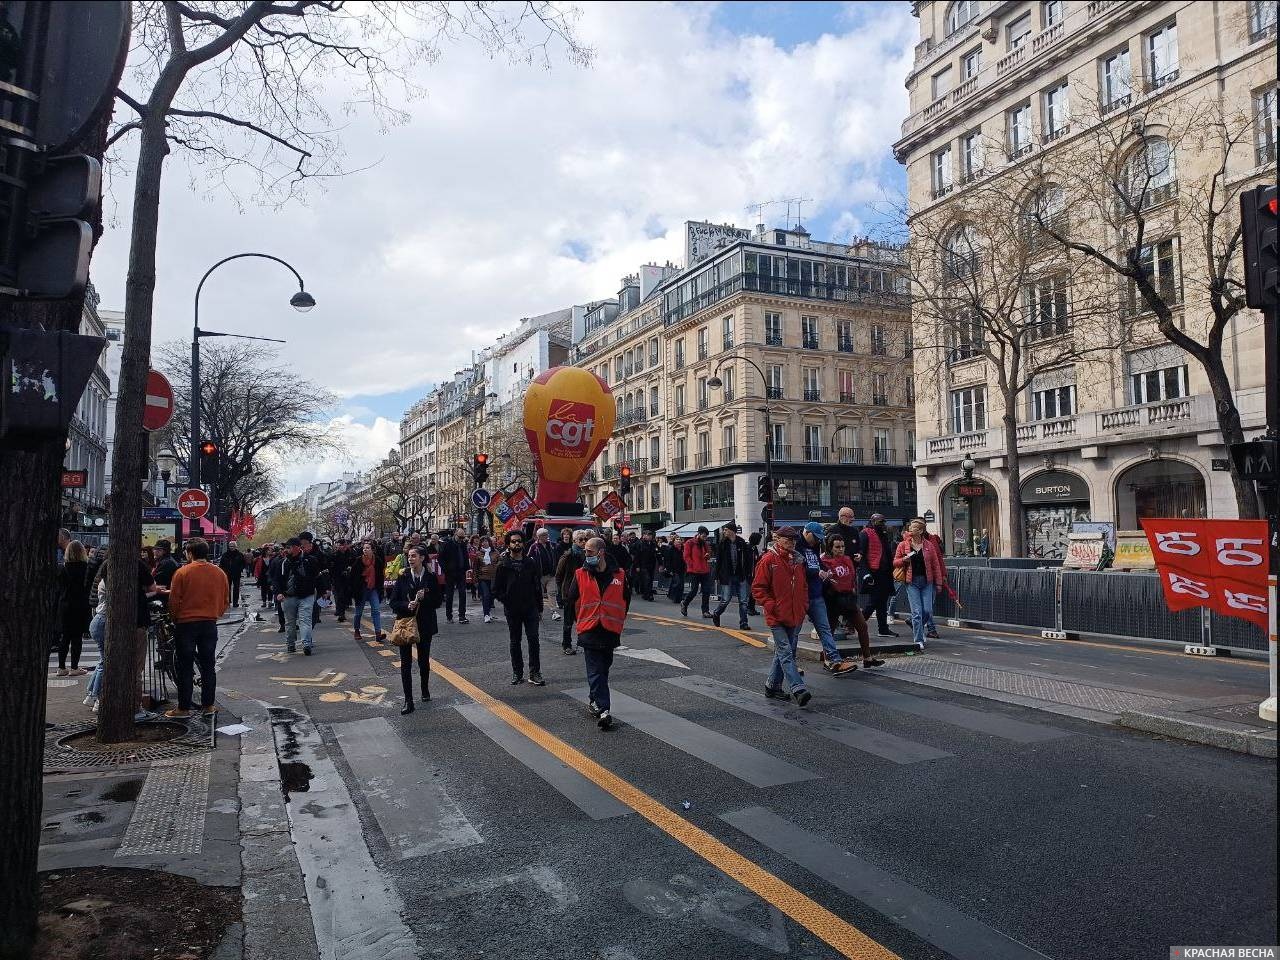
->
<box><xmin>774</xmin><ymin>526</ymin><xmax>800</xmax><ymax>540</ymax></box>
<box><xmin>804</xmin><ymin>521</ymin><xmax>825</xmax><ymax>539</ymax></box>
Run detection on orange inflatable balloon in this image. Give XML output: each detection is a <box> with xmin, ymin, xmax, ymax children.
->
<box><xmin>523</xmin><ymin>366</ymin><xmax>615</xmax><ymax>507</ymax></box>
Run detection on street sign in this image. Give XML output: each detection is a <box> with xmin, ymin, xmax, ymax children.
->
<box><xmin>142</xmin><ymin>507</ymin><xmax>181</xmax><ymax>520</ymax></box>
<box><xmin>1231</xmin><ymin>438</ymin><xmax>1279</xmax><ymax>482</ymax></box>
<box><xmin>142</xmin><ymin>369</ymin><xmax>175</xmax><ymax>431</ymax></box>
<box><xmin>60</xmin><ymin>468</ymin><xmax>86</xmax><ymax>487</ymax></box>
<box><xmin>923</xmin><ymin>509</ymin><xmax>936</xmax><ymax>522</ymax></box>
<box><xmin>471</xmin><ymin>488</ymin><xmax>492</xmax><ymax>509</ymax></box>
<box><xmin>176</xmin><ymin>488</ymin><xmax>210</xmax><ymax>520</ymax></box>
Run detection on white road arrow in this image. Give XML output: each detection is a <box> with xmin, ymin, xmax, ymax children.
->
<box><xmin>615</xmin><ymin>646</ymin><xmax>688</xmax><ymax>669</ymax></box>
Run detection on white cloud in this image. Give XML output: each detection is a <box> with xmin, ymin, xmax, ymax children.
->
<box><xmin>258</xmin><ymin>414</ymin><xmax>401</xmax><ymax>498</ymax></box>
<box><xmin>91</xmin><ymin>2</ymin><xmax>914</xmax><ymax>498</ymax></box>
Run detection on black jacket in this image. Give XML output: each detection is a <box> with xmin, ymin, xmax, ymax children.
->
<box><xmin>714</xmin><ymin>536</ymin><xmax>753</xmax><ymax>584</ymax></box>
<box><xmin>829</xmin><ymin>523</ymin><xmax>860</xmax><ymax>554</ymax></box>
<box><xmin>632</xmin><ymin>539</ymin><xmax>657</xmax><ymax>570</ymax></box>
<box><xmin>58</xmin><ymin>560</ymin><xmax>91</xmax><ymax>633</ymax></box>
<box><xmin>153</xmin><ymin>555</ymin><xmax>180</xmax><ymax>588</ymax></box>
<box><xmin>563</xmin><ymin>559</ymin><xmax>631</xmax><ymax>651</ymax></box>
<box><xmin>660</xmin><ymin>542</ymin><xmax>685</xmax><ymax>575</ymax></box>
<box><xmin>438</xmin><ymin>538</ymin><xmax>470</xmax><ymax>578</ymax></box>
<box><xmin>527</xmin><ymin>541</ymin><xmax>557</xmax><ymax>578</ymax></box>
<box><xmin>493</xmin><ymin>553</ymin><xmax>544</xmax><ymax>615</ymax></box>
<box><xmin>389</xmin><ymin>566</ymin><xmax>443</xmax><ymax>639</ymax></box>
<box><xmin>607</xmin><ymin>541</ymin><xmax>632</xmax><ymax>572</ymax></box>
<box><xmin>278</xmin><ymin>552</ymin><xmax>322</xmax><ymax>597</ymax></box>
<box><xmin>555</xmin><ymin>548</ymin><xmax>584</xmax><ymax>593</ymax></box>
<box><xmin>218</xmin><ymin>548</ymin><xmax>247</xmax><ymax>579</ymax></box>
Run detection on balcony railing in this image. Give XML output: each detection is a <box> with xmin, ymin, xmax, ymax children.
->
<box><xmin>695</xmin><ymin>451</ymin><xmax>712</xmax><ymax>469</ymax></box>
<box><xmin>674</xmin><ymin>403</ymin><xmax>686</xmax><ymax>416</ymax></box>
<box><xmin>958</xmin><ymin>430</ymin><xmax>989</xmax><ymax>451</ymax></box>
<box><xmin>722</xmin><ymin>336</ymin><xmax>734</xmax><ymax>350</ymax></box>
<box><xmin>671</xmin><ymin>456</ymin><xmax>688</xmax><ymax>473</ymax></box>
<box><xmin>719</xmin><ymin>446</ymin><xmax>738</xmax><ymax>464</ymax></box>
<box><xmin>650</xmin><ymin>403</ymin><xmax>659</xmax><ymax>417</ymax></box>
<box><xmin>871</xmin><ymin>343</ymin><xmax>887</xmax><ymax>357</ymax></box>
<box><xmin>872</xmin><ymin>447</ymin><xmax>897</xmax><ymax>464</ymax></box>
<box><xmin>1100</xmin><ymin>398</ymin><xmax>1192</xmax><ymax>431</ymax></box>
<box><xmin>697</xmin><ymin>398</ymin><xmax>709</xmax><ymax>411</ymax></box>
<box><xmin>1101</xmin><ymin>93</ymin><xmax>1131</xmax><ymax>115</ymax></box>
<box><xmin>839</xmin><ymin>390</ymin><xmax>856</xmax><ymax>404</ymax></box>
<box><xmin>674</xmin><ymin>356</ymin><xmax>685</xmax><ymax>370</ymax></box>
<box><xmin>765</xmin><ymin>332</ymin><xmax>783</xmax><ymax>346</ymax></box>
<box><xmin>724</xmin><ymin>388</ymin><xmax>735</xmax><ymax>402</ymax></box>
<box><xmin>766</xmin><ymin>387</ymin><xmax>784</xmax><ymax>400</ymax></box>
<box><xmin>996</xmin><ymin>46</ymin><xmax>1026</xmax><ymax>77</ymax></box>
<box><xmin>872</xmin><ymin>395</ymin><xmax>888</xmax><ymax>406</ymax></box>
<box><xmin>771</xmin><ymin>444</ymin><xmax>793</xmax><ymax>462</ymax></box>
<box><xmin>1031</xmin><ymin>20</ymin><xmax>1064</xmax><ymax>54</ymax></box>
<box><xmin>836</xmin><ymin>447</ymin><xmax>863</xmax><ymax>464</ymax></box>
<box><xmin>583</xmin><ymin>470</ymin><xmax>598</xmax><ymax>484</ymax></box>
<box><xmin>926</xmin><ymin>435</ymin><xmax>956</xmax><ymax>456</ymax></box>
<box><xmin>802</xmin><ymin>335</ymin><xmax>820</xmax><ymax>350</ymax></box>
<box><xmin>803</xmin><ymin>445</ymin><xmax>826</xmax><ymax>463</ymax></box>
<box><xmin>803</xmin><ymin>388</ymin><xmax>822</xmax><ymax>402</ymax></box>
<box><xmin>837</xmin><ymin>338</ymin><xmax>855</xmax><ymax>353</ymax></box>
<box><xmin>697</xmin><ymin>344</ymin><xmax>709</xmax><ymax>361</ymax></box>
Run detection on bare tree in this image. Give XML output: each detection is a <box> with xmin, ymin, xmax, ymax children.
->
<box><xmin>155</xmin><ymin>339</ymin><xmax>336</xmax><ymax>524</ymax></box>
<box><xmin>100</xmin><ymin>1</ymin><xmax>590</xmax><ymax>741</ymax></box>
<box><xmin>1016</xmin><ymin>82</ymin><xmax>1270</xmax><ymax>519</ymax></box>
<box><xmin>901</xmin><ymin>171</ymin><xmax>1126</xmax><ymax>556</ymax></box>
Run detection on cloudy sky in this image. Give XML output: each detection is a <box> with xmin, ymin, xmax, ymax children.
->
<box><xmin>91</xmin><ymin>1</ymin><xmax>915</xmax><ymax>499</ymax></box>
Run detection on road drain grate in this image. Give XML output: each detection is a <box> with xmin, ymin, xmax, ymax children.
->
<box><xmin>44</xmin><ymin>719</ymin><xmax>213</xmax><ymax>772</ymax></box>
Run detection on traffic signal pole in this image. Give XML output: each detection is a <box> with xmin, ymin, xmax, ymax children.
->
<box><xmin>1262</xmin><ymin>298</ymin><xmax>1277</xmax><ymax>723</ymax></box>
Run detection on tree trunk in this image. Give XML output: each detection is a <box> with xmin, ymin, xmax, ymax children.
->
<box><xmin>1003</xmin><ymin>410</ymin><xmax>1026</xmax><ymax>557</ymax></box>
<box><xmin>1201</xmin><ymin>350</ymin><xmax>1260</xmax><ymax>520</ymax></box>
<box><xmin>0</xmin><ymin>298</ymin><xmax>85</xmax><ymax>960</ymax></box>
<box><xmin>98</xmin><ymin>112</ymin><xmax>172</xmax><ymax>742</ymax></box>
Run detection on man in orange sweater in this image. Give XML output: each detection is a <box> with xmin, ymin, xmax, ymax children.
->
<box><xmin>166</xmin><ymin>537</ymin><xmax>230</xmax><ymax>718</ymax></box>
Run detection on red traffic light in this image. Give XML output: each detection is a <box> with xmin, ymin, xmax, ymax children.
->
<box><xmin>620</xmin><ymin>465</ymin><xmax>632</xmax><ymax>478</ymax></box>
<box><xmin>199</xmin><ymin>441</ymin><xmax>217</xmax><ymax>456</ymax></box>
<box><xmin>1270</xmin><ymin>196</ymin><xmax>1278</xmax><ymax>216</ymax></box>
<box><xmin>473</xmin><ymin>453</ymin><xmax>489</xmax><ymax>464</ymax></box>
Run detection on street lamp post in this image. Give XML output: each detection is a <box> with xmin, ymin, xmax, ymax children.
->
<box><xmin>190</xmin><ymin>253</ymin><xmax>314</xmax><ymax>496</ymax></box>
<box><xmin>960</xmin><ymin>456</ymin><xmax>977</xmax><ymax>557</ymax></box>
<box><xmin>707</xmin><ymin>355</ymin><xmax>777</xmax><ymax>534</ymax></box>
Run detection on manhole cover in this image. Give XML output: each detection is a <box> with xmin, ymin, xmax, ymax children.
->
<box><xmin>44</xmin><ymin>719</ymin><xmax>212</xmax><ymax>772</ymax></box>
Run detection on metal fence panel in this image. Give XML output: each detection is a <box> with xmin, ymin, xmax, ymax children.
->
<box><xmin>1208</xmin><ymin>610</ymin><xmax>1268</xmax><ymax>652</ymax></box>
<box><xmin>1060</xmin><ymin>571</ymin><xmax>1203</xmax><ymax>645</ymax></box>
<box><xmin>953</xmin><ymin>568</ymin><xmax>1058</xmax><ymax>628</ymax></box>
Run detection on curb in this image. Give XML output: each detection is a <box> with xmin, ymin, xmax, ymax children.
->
<box><xmin>1116</xmin><ymin>709</ymin><xmax>1278</xmax><ymax>759</ymax></box>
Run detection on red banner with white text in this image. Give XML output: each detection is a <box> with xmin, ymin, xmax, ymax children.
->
<box><xmin>1141</xmin><ymin>519</ymin><xmax>1268</xmax><ymax>629</ymax></box>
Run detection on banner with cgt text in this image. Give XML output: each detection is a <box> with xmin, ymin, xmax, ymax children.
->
<box><xmin>1141</xmin><ymin>518</ymin><xmax>1269</xmax><ymax>629</ymax></box>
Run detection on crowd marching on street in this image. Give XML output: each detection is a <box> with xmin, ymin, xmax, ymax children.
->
<box><xmin>56</xmin><ymin>509</ymin><xmax>951</xmax><ymax>733</ymax></box>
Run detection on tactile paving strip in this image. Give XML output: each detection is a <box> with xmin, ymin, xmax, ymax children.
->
<box><xmin>116</xmin><ymin>753</ymin><xmax>211</xmax><ymax>857</ymax></box>
<box><xmin>882</xmin><ymin>657</ymin><xmax>1173</xmax><ymax>715</ymax></box>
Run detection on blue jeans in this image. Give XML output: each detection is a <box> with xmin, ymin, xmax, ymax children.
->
<box><xmin>282</xmin><ymin>593</ymin><xmax>316</xmax><ymax>650</ymax></box>
<box><xmin>713</xmin><ymin>578</ymin><xmax>749</xmax><ymax>627</ymax></box>
<box><xmin>682</xmin><ymin>572</ymin><xmax>714</xmax><ymax>612</ymax></box>
<box><xmin>87</xmin><ymin>612</ymin><xmax>106</xmax><ymax>698</ymax></box>
<box><xmin>906</xmin><ymin>576</ymin><xmax>935</xmax><ymax>646</ymax></box>
<box><xmin>353</xmin><ymin>588</ymin><xmax>383</xmax><ymax>637</ymax></box>
<box><xmin>583</xmin><ymin>646</ymin><xmax>614</xmax><ymax>711</ymax></box>
<box><xmin>808</xmin><ymin>592</ymin><xmax>844</xmax><ymax>664</ymax></box>
<box><xmin>766</xmin><ymin>624</ymin><xmax>806</xmax><ymax>694</ymax></box>
<box><xmin>479</xmin><ymin>579</ymin><xmax>494</xmax><ymax>616</ymax></box>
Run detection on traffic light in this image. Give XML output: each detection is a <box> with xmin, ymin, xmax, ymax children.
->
<box><xmin>1240</xmin><ymin>185</ymin><xmax>1278</xmax><ymax>308</ymax></box>
<box><xmin>619</xmin><ymin>464</ymin><xmax>632</xmax><ymax>497</ymax></box>
<box><xmin>472</xmin><ymin>452</ymin><xmax>489</xmax><ymax>486</ymax></box>
<box><xmin>757</xmin><ymin>474</ymin><xmax>773</xmax><ymax>502</ymax></box>
<box><xmin>4</xmin><ymin>154</ymin><xmax>101</xmax><ymax>299</ymax></box>
<box><xmin>199</xmin><ymin>440</ymin><xmax>219</xmax><ymax>484</ymax></box>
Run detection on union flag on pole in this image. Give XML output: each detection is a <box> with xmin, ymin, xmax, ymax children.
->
<box><xmin>1141</xmin><ymin>519</ymin><xmax>1268</xmax><ymax>629</ymax></box>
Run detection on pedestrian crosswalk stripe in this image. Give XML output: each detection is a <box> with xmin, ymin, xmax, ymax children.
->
<box><xmin>429</xmin><ymin>658</ymin><xmax>901</xmax><ymax>960</ymax></box>
<box><xmin>563</xmin><ymin>687</ymin><xmax>817</xmax><ymax>787</ymax></box>
<box><xmin>664</xmin><ymin>676</ymin><xmax>951</xmax><ymax>765</ymax></box>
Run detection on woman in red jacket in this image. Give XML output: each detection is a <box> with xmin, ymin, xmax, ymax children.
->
<box><xmin>751</xmin><ymin>527</ymin><xmax>812</xmax><ymax>707</ymax></box>
<box><xmin>821</xmin><ymin>536</ymin><xmax>885</xmax><ymax>669</ymax></box>
<box><xmin>893</xmin><ymin>518</ymin><xmax>947</xmax><ymax>650</ymax></box>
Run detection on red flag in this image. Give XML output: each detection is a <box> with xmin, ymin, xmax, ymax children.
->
<box><xmin>1142</xmin><ymin>519</ymin><xmax>1268</xmax><ymax>628</ymax></box>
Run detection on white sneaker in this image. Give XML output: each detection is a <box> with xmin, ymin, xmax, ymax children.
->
<box><xmin>552</xmin><ymin>611</ymin><xmax>561</xmax><ymax>620</ymax></box>
<box><xmin>55</xmin><ymin>668</ymin><xmax>68</xmax><ymax>677</ymax></box>
<box><xmin>484</xmin><ymin>614</ymin><xmax>492</xmax><ymax>623</ymax></box>
<box><xmin>82</xmin><ymin>694</ymin><xmax>95</xmax><ymax>706</ymax></box>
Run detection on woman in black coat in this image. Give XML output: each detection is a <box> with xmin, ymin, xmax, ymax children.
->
<box><xmin>57</xmin><ymin>540</ymin><xmax>92</xmax><ymax>676</ymax></box>
<box><xmin>389</xmin><ymin>545</ymin><xmax>443</xmax><ymax>714</ymax></box>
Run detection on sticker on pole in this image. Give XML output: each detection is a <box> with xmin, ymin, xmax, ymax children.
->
<box><xmin>176</xmin><ymin>488</ymin><xmax>210</xmax><ymax>520</ymax></box>
<box><xmin>142</xmin><ymin>369</ymin><xmax>175</xmax><ymax>431</ymax></box>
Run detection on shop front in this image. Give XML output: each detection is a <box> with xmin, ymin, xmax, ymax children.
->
<box><xmin>1020</xmin><ymin>470</ymin><xmax>1091</xmax><ymax>561</ymax></box>
<box><xmin>1114</xmin><ymin>459</ymin><xmax>1207</xmax><ymax>529</ymax></box>
<box><xmin>940</xmin><ymin>477</ymin><xmax>1000</xmax><ymax>556</ymax></box>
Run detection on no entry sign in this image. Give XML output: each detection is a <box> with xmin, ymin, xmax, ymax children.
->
<box><xmin>176</xmin><ymin>488</ymin><xmax>210</xmax><ymax>520</ymax></box>
<box><xmin>143</xmin><ymin>369</ymin><xmax>175</xmax><ymax>432</ymax></box>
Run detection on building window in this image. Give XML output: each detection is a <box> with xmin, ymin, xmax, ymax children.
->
<box><xmin>871</xmin><ymin>324</ymin><xmax>887</xmax><ymax>356</ymax></box>
<box><xmin>944</xmin><ymin>225</ymin><xmax>978</xmax><ymax>281</ymax></box>
<box><xmin>1041</xmin><ymin>0</ymin><xmax>1063</xmax><ymax>28</ymax></box>
<box><xmin>675</xmin><ymin>436</ymin><xmax>687</xmax><ymax>469</ymax></box>
<box><xmin>697</xmin><ymin>432</ymin><xmax>711</xmax><ymax>468</ymax></box>
<box><xmin>649</xmin><ymin>385</ymin><xmax>659</xmax><ymax>417</ymax></box>
<box><xmin>1126</xmin><ymin>237</ymin><xmax>1181</xmax><ymax>315</ymax></box>
<box><xmin>697</xmin><ymin>376</ymin><xmax>709</xmax><ymax>410</ymax></box>
<box><xmin>1100</xmin><ymin>47</ymin><xmax>1132</xmax><ymax>111</ymax></box>
<box><xmin>801</xmin><ymin>316</ymin><xmax>819</xmax><ymax>349</ymax></box>
<box><xmin>872</xmin><ymin>372</ymin><xmax>888</xmax><ymax>405</ymax></box>
<box><xmin>1007</xmin><ymin>101</ymin><xmax>1032</xmax><ymax>158</ymax></box>
<box><xmin>675</xmin><ymin>384</ymin><xmax>686</xmax><ymax>415</ymax></box>
<box><xmin>1023</xmin><ymin>275</ymin><xmax>1069</xmax><ymax>340</ymax></box>
<box><xmin>903</xmin><ymin>328</ymin><xmax>913</xmax><ymax>356</ymax></box>
<box><xmin>1031</xmin><ymin>383</ymin><xmax>1076</xmax><ymax>421</ymax></box>
<box><xmin>837</xmin><ymin>320</ymin><xmax>854</xmax><ymax>352</ymax></box>
<box><xmin>1042</xmin><ymin>81</ymin><xmax>1069</xmax><ymax>141</ymax></box>
<box><xmin>946</xmin><ymin>0</ymin><xmax>979</xmax><ymax>37</ymax></box>
<box><xmin>764</xmin><ymin>312</ymin><xmax>783</xmax><ymax>346</ymax></box>
<box><xmin>932</xmin><ymin>66</ymin><xmax>952</xmax><ymax>101</ymax></box>
<box><xmin>1250</xmin><ymin>0</ymin><xmax>1278</xmax><ymax>40</ymax></box>
<box><xmin>873</xmin><ymin>428</ymin><xmax>892</xmax><ymax>464</ymax></box>
<box><xmin>769</xmin><ymin>422</ymin><xmax>786</xmax><ymax>460</ymax></box>
<box><xmin>838</xmin><ymin>369</ymin><xmax>855</xmax><ymax>403</ymax></box>
<box><xmin>961</xmin><ymin>47</ymin><xmax>982</xmax><ymax>81</ymax></box>
<box><xmin>650</xmin><ymin>435</ymin><xmax>661</xmax><ymax>463</ymax></box>
<box><xmin>951</xmin><ymin>386</ymin><xmax>987</xmax><ymax>433</ymax></box>
<box><xmin>674</xmin><ymin>339</ymin><xmax>685</xmax><ymax>368</ymax></box>
<box><xmin>1255</xmin><ymin>86</ymin><xmax>1278</xmax><ymax>167</ymax></box>
<box><xmin>1121</xmin><ymin>138</ymin><xmax>1177</xmax><ymax>210</ymax></box>
<box><xmin>931</xmin><ymin>145</ymin><xmax>953</xmax><ymax>198</ymax></box>
<box><xmin>722</xmin><ymin>425</ymin><xmax>736</xmax><ymax>462</ymax></box>
<box><xmin>906</xmin><ymin>376</ymin><xmax>915</xmax><ymax>403</ymax></box>
<box><xmin>1006</xmin><ymin>13</ymin><xmax>1032</xmax><ymax>50</ymax></box>
<box><xmin>1024</xmin><ymin>184</ymin><xmax>1065</xmax><ymax>241</ymax></box>
<box><xmin>722</xmin><ymin>365</ymin><xmax>735</xmax><ymax>401</ymax></box>
<box><xmin>767</xmin><ymin>363</ymin><xmax>784</xmax><ymax>400</ymax></box>
<box><xmin>635</xmin><ymin>485</ymin><xmax>645</xmax><ymax>509</ymax></box>
<box><xmin>697</xmin><ymin>327</ymin><xmax>709</xmax><ymax>361</ymax></box>
<box><xmin>803</xmin><ymin>367</ymin><xmax>820</xmax><ymax>401</ymax></box>
<box><xmin>961</xmin><ymin>130</ymin><xmax>984</xmax><ymax>181</ymax></box>
<box><xmin>804</xmin><ymin>425</ymin><xmax>823</xmax><ymax>462</ymax></box>
<box><xmin>650</xmin><ymin>482</ymin><xmax>660</xmax><ymax>508</ymax></box>
<box><xmin>615</xmin><ymin>356</ymin><xmax>624</xmax><ymax>381</ymax></box>
<box><xmin>1146</xmin><ymin>22</ymin><xmax>1178</xmax><ymax>88</ymax></box>
<box><xmin>1128</xmin><ymin>349</ymin><xmax>1188</xmax><ymax>404</ymax></box>
<box><xmin>649</xmin><ymin>337</ymin><xmax>659</xmax><ymax>366</ymax></box>
<box><xmin>722</xmin><ymin>314</ymin><xmax>734</xmax><ymax>349</ymax></box>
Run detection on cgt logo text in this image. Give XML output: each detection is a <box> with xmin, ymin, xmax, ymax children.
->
<box><xmin>545</xmin><ymin>401</ymin><xmax>595</xmax><ymax>454</ymax></box>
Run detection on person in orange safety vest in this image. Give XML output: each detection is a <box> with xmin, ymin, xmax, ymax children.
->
<box><xmin>564</xmin><ymin>536</ymin><xmax>631</xmax><ymax>730</ymax></box>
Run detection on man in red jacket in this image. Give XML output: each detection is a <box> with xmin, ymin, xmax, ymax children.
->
<box><xmin>751</xmin><ymin>527</ymin><xmax>812</xmax><ymax>707</ymax></box>
<box><xmin>680</xmin><ymin>526</ymin><xmax>714</xmax><ymax>619</ymax></box>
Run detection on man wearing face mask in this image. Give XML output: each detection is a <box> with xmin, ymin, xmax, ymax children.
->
<box><xmin>564</xmin><ymin>536</ymin><xmax>631</xmax><ymax>730</ymax></box>
<box><xmin>493</xmin><ymin>530</ymin><xmax>546</xmax><ymax>685</ymax></box>
<box><xmin>554</xmin><ymin>530</ymin><xmax>591</xmax><ymax>655</ymax></box>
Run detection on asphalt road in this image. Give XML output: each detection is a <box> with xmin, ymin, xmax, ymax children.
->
<box><xmin>218</xmin><ymin>594</ymin><xmax>1278</xmax><ymax>960</ymax></box>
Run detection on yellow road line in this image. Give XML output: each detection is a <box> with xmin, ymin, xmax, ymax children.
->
<box><xmin>429</xmin><ymin>658</ymin><xmax>900</xmax><ymax>960</ymax></box>
<box><xmin>633</xmin><ymin>612</ymin><xmax>767</xmax><ymax>648</ymax></box>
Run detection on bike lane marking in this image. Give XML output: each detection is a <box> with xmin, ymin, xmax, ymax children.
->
<box><xmin>632</xmin><ymin>612</ymin><xmax>768</xmax><ymax>648</ymax></box>
<box><xmin>428</xmin><ymin>657</ymin><xmax>902</xmax><ymax>960</ymax></box>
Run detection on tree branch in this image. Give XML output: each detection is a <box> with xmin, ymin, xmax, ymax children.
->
<box><xmin>166</xmin><ymin>107</ymin><xmax>314</xmax><ymax>157</ymax></box>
